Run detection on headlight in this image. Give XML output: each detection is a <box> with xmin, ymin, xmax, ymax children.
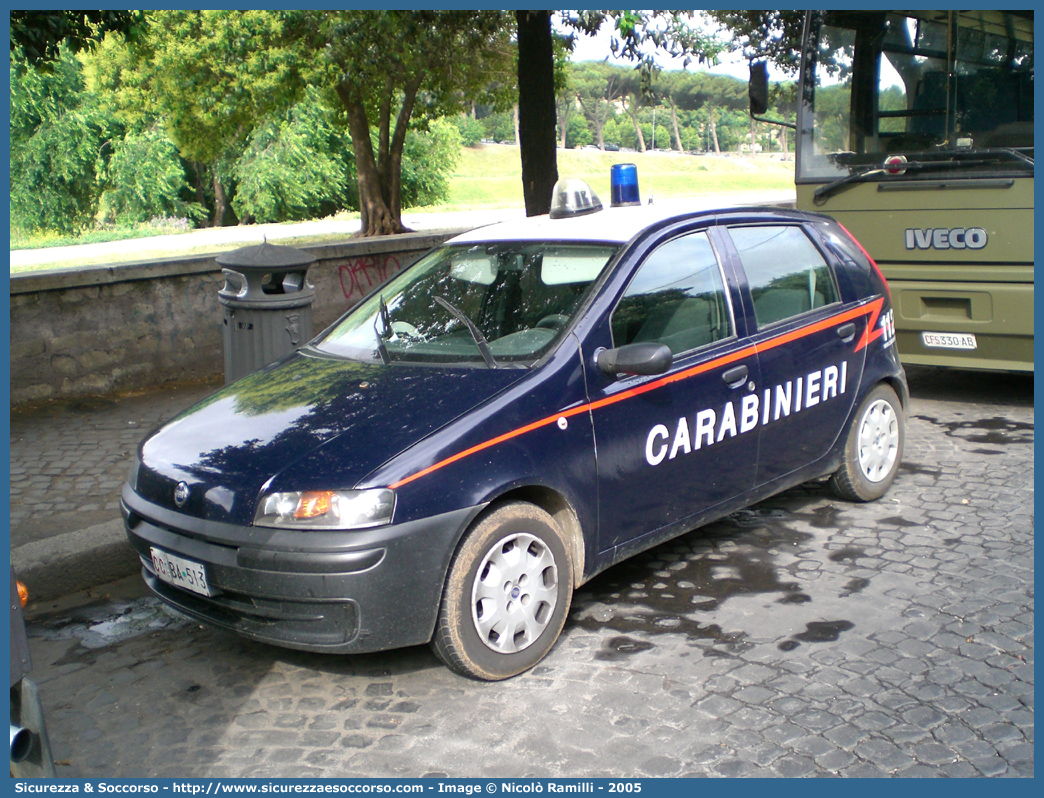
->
<box><xmin>254</xmin><ymin>488</ymin><xmax>395</xmax><ymax>530</ymax></box>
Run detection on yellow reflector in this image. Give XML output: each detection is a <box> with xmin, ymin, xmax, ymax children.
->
<box><xmin>17</xmin><ymin>580</ymin><xmax>28</xmax><ymax>607</ymax></box>
<box><xmin>294</xmin><ymin>491</ymin><xmax>333</xmax><ymax>519</ymax></box>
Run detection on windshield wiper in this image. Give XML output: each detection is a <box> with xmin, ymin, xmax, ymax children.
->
<box><xmin>434</xmin><ymin>295</ymin><xmax>498</xmax><ymax>369</ymax></box>
<box><xmin>815</xmin><ymin>149</ymin><xmax>1034</xmax><ymax>205</ymax></box>
<box><xmin>372</xmin><ymin>294</ymin><xmax>391</xmax><ymax>365</ymax></box>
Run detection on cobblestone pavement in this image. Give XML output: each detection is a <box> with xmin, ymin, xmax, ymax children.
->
<box><xmin>22</xmin><ymin>369</ymin><xmax>1033</xmax><ymax>778</ymax></box>
<box><xmin>9</xmin><ymin>379</ymin><xmax>221</xmax><ymax>548</ymax></box>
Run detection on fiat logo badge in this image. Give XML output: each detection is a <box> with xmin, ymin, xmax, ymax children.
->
<box><xmin>174</xmin><ymin>481</ymin><xmax>190</xmax><ymax>507</ymax></box>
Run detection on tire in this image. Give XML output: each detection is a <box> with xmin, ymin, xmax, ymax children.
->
<box><xmin>431</xmin><ymin>502</ymin><xmax>573</xmax><ymax>680</ymax></box>
<box><xmin>830</xmin><ymin>382</ymin><xmax>905</xmax><ymax>502</ymax></box>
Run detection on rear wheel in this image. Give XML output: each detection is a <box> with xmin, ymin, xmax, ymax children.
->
<box><xmin>431</xmin><ymin>502</ymin><xmax>573</xmax><ymax>680</ymax></box>
<box><xmin>830</xmin><ymin>383</ymin><xmax>904</xmax><ymax>501</ymax></box>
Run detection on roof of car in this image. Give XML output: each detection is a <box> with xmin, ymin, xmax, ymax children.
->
<box><xmin>447</xmin><ymin>198</ymin><xmax>801</xmax><ymax>247</ymax></box>
<box><xmin>447</xmin><ymin>202</ymin><xmax>709</xmax><ymax>246</ymax></box>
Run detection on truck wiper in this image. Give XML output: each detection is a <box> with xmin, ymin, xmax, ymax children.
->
<box><xmin>813</xmin><ymin>167</ymin><xmax>888</xmax><ymax>205</ymax></box>
<box><xmin>434</xmin><ymin>295</ymin><xmax>498</xmax><ymax>369</ymax></box>
<box><xmin>814</xmin><ymin>149</ymin><xmax>1034</xmax><ymax>205</ymax></box>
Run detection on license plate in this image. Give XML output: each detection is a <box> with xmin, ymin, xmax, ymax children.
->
<box><xmin>150</xmin><ymin>547</ymin><xmax>212</xmax><ymax>597</ymax></box>
<box><xmin>922</xmin><ymin>332</ymin><xmax>977</xmax><ymax>350</ymax></box>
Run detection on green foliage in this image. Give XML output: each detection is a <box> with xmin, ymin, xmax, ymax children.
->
<box><xmin>565</xmin><ymin>114</ymin><xmax>592</xmax><ymax>148</ymax></box>
<box><xmin>642</xmin><ymin>121</ymin><xmax>672</xmax><ymax>150</ymax></box>
<box><xmin>480</xmin><ymin>110</ymin><xmax>516</xmax><ymax>143</ymax></box>
<box><xmin>455</xmin><ymin>115</ymin><xmax>486</xmax><ymax>147</ymax></box>
<box><xmin>401</xmin><ymin>118</ymin><xmax>462</xmax><ymax>207</ymax></box>
<box><xmin>99</xmin><ymin>124</ymin><xmax>204</xmax><ymax>224</ymax></box>
<box><xmin>145</xmin><ymin>10</ymin><xmax>307</xmax><ymax>166</ymax></box>
<box><xmin>9</xmin><ymin>11</ymin><xmax>143</xmax><ymax>70</ymax></box>
<box><xmin>9</xmin><ymin>49</ymin><xmax>115</xmax><ymax>234</ymax></box>
<box><xmin>561</xmin><ymin>60</ymin><xmax>794</xmax><ymax>154</ymax></box>
<box><xmin>232</xmin><ymin>93</ymin><xmax>351</xmax><ymax>224</ymax></box>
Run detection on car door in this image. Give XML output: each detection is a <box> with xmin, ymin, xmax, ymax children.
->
<box><xmin>721</xmin><ymin>223</ymin><xmax>868</xmax><ymax>487</ymax></box>
<box><xmin>586</xmin><ymin>227</ymin><xmax>762</xmax><ymax>554</ymax></box>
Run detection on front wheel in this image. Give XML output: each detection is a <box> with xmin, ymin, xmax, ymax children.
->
<box><xmin>431</xmin><ymin>502</ymin><xmax>573</xmax><ymax>680</ymax></box>
<box><xmin>830</xmin><ymin>383</ymin><xmax>905</xmax><ymax>502</ymax></box>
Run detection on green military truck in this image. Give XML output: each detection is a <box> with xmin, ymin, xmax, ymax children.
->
<box><xmin>775</xmin><ymin>10</ymin><xmax>1033</xmax><ymax>371</ymax></box>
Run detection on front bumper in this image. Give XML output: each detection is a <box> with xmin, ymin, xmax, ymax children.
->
<box><xmin>122</xmin><ymin>485</ymin><xmax>484</xmax><ymax>654</ymax></box>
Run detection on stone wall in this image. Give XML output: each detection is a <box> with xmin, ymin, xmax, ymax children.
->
<box><xmin>10</xmin><ymin>231</ymin><xmax>462</xmax><ymax>406</ymax></box>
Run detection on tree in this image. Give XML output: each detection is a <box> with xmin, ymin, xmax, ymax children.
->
<box><xmin>516</xmin><ymin>11</ymin><xmax>721</xmax><ymax>216</ymax></box>
<box><xmin>147</xmin><ymin>11</ymin><xmax>308</xmax><ymax>227</ymax></box>
<box><xmin>84</xmin><ymin>11</ymin><xmax>310</xmax><ymax>228</ymax></box>
<box><xmin>683</xmin><ymin>72</ymin><xmax>749</xmax><ymax>154</ymax></box>
<box><xmin>306</xmin><ymin>11</ymin><xmax>513</xmax><ymax>235</ymax></box>
<box><xmin>100</xmin><ymin>124</ymin><xmax>205</xmax><ymax>225</ymax></box>
<box><xmin>9</xmin><ymin>11</ymin><xmax>142</xmax><ymax>70</ymax></box>
<box><xmin>572</xmin><ymin>62</ymin><xmax>626</xmax><ymax>150</ymax></box>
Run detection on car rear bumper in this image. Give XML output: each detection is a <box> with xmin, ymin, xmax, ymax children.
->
<box><xmin>122</xmin><ymin>484</ymin><xmax>483</xmax><ymax>654</ymax></box>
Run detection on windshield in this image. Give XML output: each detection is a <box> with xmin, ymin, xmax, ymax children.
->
<box><xmin>316</xmin><ymin>242</ymin><xmax>618</xmax><ymax>366</ymax></box>
<box><xmin>798</xmin><ymin>10</ymin><xmax>1034</xmax><ymax>181</ymax></box>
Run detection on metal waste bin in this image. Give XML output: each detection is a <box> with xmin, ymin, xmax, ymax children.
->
<box><xmin>217</xmin><ymin>241</ymin><xmax>317</xmax><ymax>383</ymax></box>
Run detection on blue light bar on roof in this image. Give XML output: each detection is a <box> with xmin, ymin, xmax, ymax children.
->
<box><xmin>610</xmin><ymin>163</ymin><xmax>641</xmax><ymax>207</ymax></box>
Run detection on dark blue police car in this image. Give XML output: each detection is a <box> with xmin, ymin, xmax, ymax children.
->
<box><xmin>123</xmin><ymin>175</ymin><xmax>907</xmax><ymax>680</ymax></box>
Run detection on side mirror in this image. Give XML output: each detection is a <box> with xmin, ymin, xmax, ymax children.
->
<box><xmin>596</xmin><ymin>342</ymin><xmax>673</xmax><ymax>377</ymax></box>
<box><xmin>749</xmin><ymin>61</ymin><xmax>769</xmax><ymax>117</ymax></box>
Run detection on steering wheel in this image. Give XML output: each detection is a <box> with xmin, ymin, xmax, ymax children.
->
<box><xmin>535</xmin><ymin>314</ymin><xmax>569</xmax><ymax>330</ymax></box>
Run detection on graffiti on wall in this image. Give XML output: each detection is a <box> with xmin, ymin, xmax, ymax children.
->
<box><xmin>338</xmin><ymin>255</ymin><xmax>403</xmax><ymax>302</ymax></box>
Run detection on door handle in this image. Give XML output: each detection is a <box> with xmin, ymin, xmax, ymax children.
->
<box><xmin>722</xmin><ymin>365</ymin><xmax>748</xmax><ymax>387</ymax></box>
<box><xmin>837</xmin><ymin>322</ymin><xmax>856</xmax><ymax>341</ymax></box>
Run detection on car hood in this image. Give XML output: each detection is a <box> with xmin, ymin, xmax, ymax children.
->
<box><xmin>133</xmin><ymin>350</ymin><xmax>527</xmax><ymax>525</ymax></box>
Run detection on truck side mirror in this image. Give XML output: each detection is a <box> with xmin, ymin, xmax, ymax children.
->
<box><xmin>749</xmin><ymin>61</ymin><xmax>769</xmax><ymax>117</ymax></box>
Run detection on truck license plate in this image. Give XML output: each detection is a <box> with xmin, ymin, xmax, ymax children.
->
<box><xmin>150</xmin><ymin>547</ymin><xmax>212</xmax><ymax>596</ymax></box>
<box><xmin>922</xmin><ymin>332</ymin><xmax>977</xmax><ymax>350</ymax></box>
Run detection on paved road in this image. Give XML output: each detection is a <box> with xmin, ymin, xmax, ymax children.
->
<box><xmin>21</xmin><ymin>368</ymin><xmax>1033</xmax><ymax>778</ymax></box>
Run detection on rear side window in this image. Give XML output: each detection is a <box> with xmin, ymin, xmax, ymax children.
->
<box><xmin>612</xmin><ymin>231</ymin><xmax>733</xmax><ymax>355</ymax></box>
<box><xmin>729</xmin><ymin>225</ymin><xmax>839</xmax><ymax>328</ymax></box>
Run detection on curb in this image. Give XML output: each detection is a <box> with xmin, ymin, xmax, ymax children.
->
<box><xmin>11</xmin><ymin>518</ymin><xmax>141</xmax><ymax>602</ymax></box>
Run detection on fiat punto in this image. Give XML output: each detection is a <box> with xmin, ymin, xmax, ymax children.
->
<box><xmin>123</xmin><ymin>177</ymin><xmax>907</xmax><ymax>680</ymax></box>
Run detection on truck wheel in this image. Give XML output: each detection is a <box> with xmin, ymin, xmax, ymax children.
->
<box><xmin>431</xmin><ymin>502</ymin><xmax>573</xmax><ymax>680</ymax></box>
<box><xmin>831</xmin><ymin>383</ymin><xmax>904</xmax><ymax>502</ymax></box>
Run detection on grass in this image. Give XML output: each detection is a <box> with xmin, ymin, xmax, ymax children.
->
<box><xmin>10</xmin><ymin>218</ymin><xmax>197</xmax><ymax>251</ymax></box>
<box><xmin>10</xmin><ymin>145</ymin><xmax>795</xmax><ymax>272</ymax></box>
<box><xmin>429</xmin><ymin>144</ymin><xmax>795</xmax><ymax>210</ymax></box>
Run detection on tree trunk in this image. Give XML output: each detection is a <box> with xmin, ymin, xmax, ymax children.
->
<box><xmin>558</xmin><ymin>97</ymin><xmax>569</xmax><ymax>149</ymax></box>
<box><xmin>515</xmin><ymin>10</ymin><xmax>558</xmax><ymax>217</ymax></box>
<box><xmin>513</xmin><ymin>104</ymin><xmax>520</xmax><ymax>145</ymax></box>
<box><xmin>385</xmin><ymin>75</ymin><xmax>422</xmax><ymax>225</ymax></box>
<box><xmin>709</xmin><ymin>106</ymin><xmax>720</xmax><ymax>154</ymax></box>
<box><xmin>212</xmin><ymin>174</ymin><xmax>228</xmax><ymax>228</ymax></box>
<box><xmin>578</xmin><ymin>96</ymin><xmax>605</xmax><ymax>149</ymax></box>
<box><xmin>337</xmin><ymin>82</ymin><xmax>406</xmax><ymax>237</ymax></box>
<box><xmin>627</xmin><ymin>99</ymin><xmax>646</xmax><ymax>153</ymax></box>
<box><xmin>670</xmin><ymin>101</ymin><xmax>683</xmax><ymax>152</ymax></box>
<box><xmin>191</xmin><ymin>162</ymin><xmax>208</xmax><ymax>214</ymax></box>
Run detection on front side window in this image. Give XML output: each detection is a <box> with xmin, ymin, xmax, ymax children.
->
<box><xmin>317</xmin><ymin>242</ymin><xmax>618</xmax><ymax>365</ymax></box>
<box><xmin>612</xmin><ymin>231</ymin><xmax>733</xmax><ymax>355</ymax></box>
<box><xmin>799</xmin><ymin>10</ymin><xmax>1034</xmax><ymax>182</ymax></box>
<box><xmin>728</xmin><ymin>226</ymin><xmax>839</xmax><ymax>328</ymax></box>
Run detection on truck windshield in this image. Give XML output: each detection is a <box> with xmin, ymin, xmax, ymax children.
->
<box><xmin>798</xmin><ymin>10</ymin><xmax>1034</xmax><ymax>183</ymax></box>
<box><xmin>316</xmin><ymin>242</ymin><xmax>618</xmax><ymax>366</ymax></box>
